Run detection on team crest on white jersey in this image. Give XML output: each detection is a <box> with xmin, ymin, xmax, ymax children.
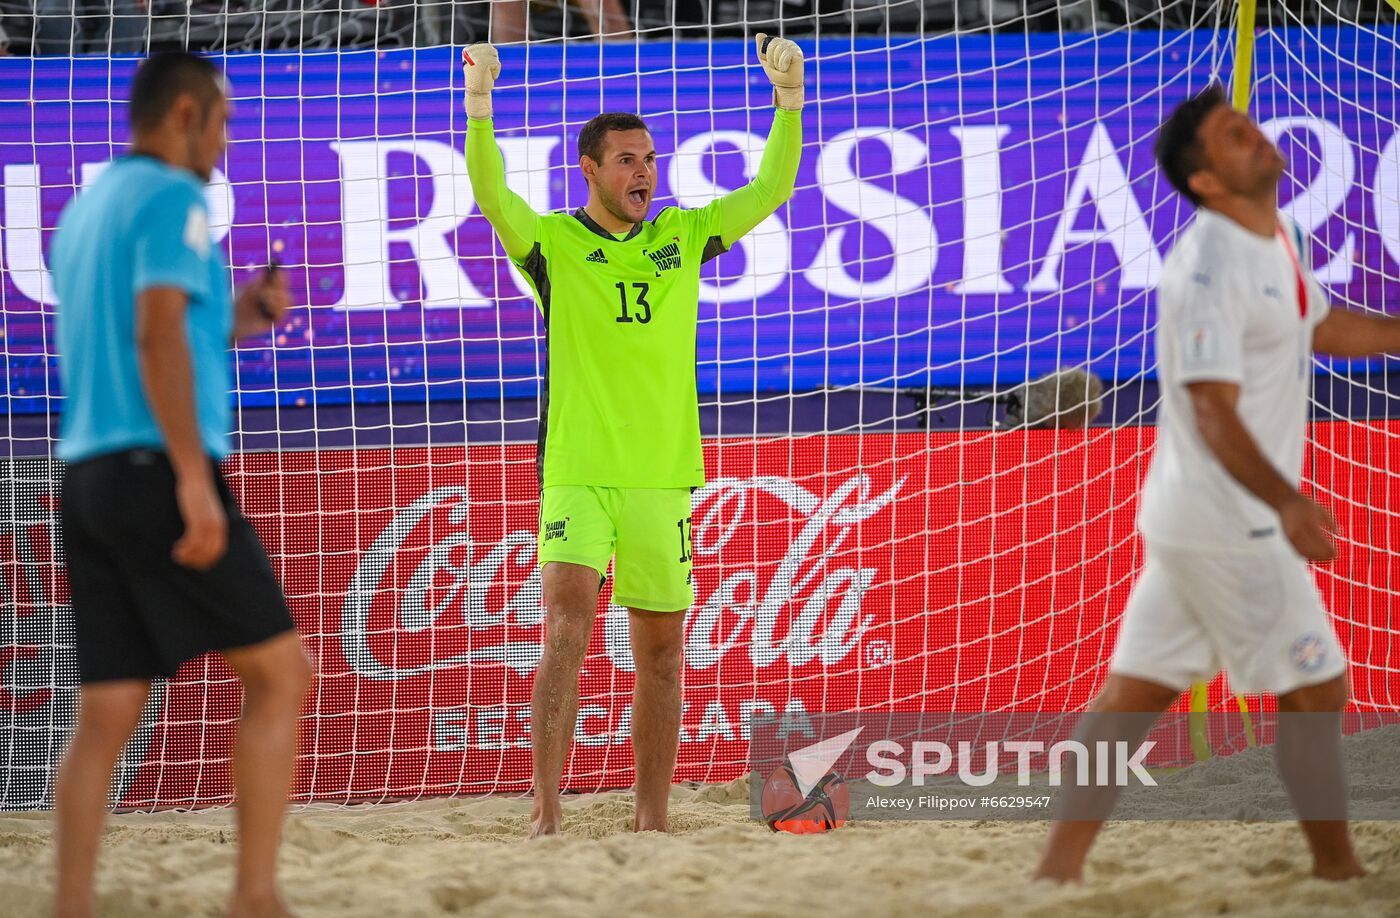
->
<box><xmin>1183</xmin><ymin>318</ymin><xmax>1219</xmax><ymax>364</ymax></box>
<box><xmin>1291</xmin><ymin>633</ymin><xmax>1327</xmax><ymax>672</ymax></box>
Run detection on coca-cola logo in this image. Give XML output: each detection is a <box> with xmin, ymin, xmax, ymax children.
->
<box><xmin>341</xmin><ymin>487</ymin><xmax>545</xmax><ymax>681</ymax></box>
<box><xmin>340</xmin><ymin>474</ymin><xmax>904</xmax><ymax>681</ymax></box>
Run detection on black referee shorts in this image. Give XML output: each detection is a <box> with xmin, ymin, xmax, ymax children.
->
<box><xmin>61</xmin><ymin>448</ymin><xmax>296</xmax><ymax>684</ymax></box>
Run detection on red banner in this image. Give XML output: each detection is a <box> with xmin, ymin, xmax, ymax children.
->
<box><xmin>3</xmin><ymin>425</ymin><xmax>1397</xmax><ymax>808</ymax></box>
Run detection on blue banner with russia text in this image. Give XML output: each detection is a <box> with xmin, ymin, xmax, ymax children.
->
<box><xmin>1</xmin><ymin>30</ymin><xmax>1397</xmax><ymax>413</ymax></box>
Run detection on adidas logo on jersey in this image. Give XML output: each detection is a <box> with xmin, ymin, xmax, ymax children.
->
<box><xmin>585</xmin><ymin>248</ymin><xmax>608</xmax><ymax>264</ymax></box>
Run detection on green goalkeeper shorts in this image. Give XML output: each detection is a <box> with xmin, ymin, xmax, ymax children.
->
<box><xmin>537</xmin><ymin>485</ymin><xmax>694</xmax><ymax>612</ymax></box>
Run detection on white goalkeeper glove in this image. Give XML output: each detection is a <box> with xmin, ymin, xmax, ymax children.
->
<box><xmin>462</xmin><ymin>42</ymin><xmax>500</xmax><ymax>120</ymax></box>
<box><xmin>755</xmin><ymin>33</ymin><xmax>804</xmax><ymax>111</ymax></box>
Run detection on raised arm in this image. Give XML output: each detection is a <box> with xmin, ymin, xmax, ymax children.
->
<box><xmin>462</xmin><ymin>43</ymin><xmax>539</xmax><ymax>264</ymax></box>
<box><xmin>714</xmin><ymin>35</ymin><xmax>804</xmax><ymax>247</ymax></box>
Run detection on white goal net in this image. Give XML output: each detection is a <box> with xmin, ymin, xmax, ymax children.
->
<box><xmin>0</xmin><ymin>0</ymin><xmax>1397</xmax><ymax>809</ymax></box>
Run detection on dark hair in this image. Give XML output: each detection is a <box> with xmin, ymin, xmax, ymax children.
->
<box><xmin>128</xmin><ymin>52</ymin><xmax>223</xmax><ymax>133</ymax></box>
<box><xmin>1154</xmin><ymin>84</ymin><xmax>1228</xmax><ymax>208</ymax></box>
<box><xmin>577</xmin><ymin>112</ymin><xmax>649</xmax><ymax>163</ymax></box>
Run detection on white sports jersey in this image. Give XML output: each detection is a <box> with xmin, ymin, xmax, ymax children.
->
<box><xmin>1138</xmin><ymin>208</ymin><xmax>1329</xmax><ymax>552</ymax></box>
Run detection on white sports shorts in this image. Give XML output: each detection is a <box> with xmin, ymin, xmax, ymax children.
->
<box><xmin>1111</xmin><ymin>540</ymin><xmax>1347</xmax><ymax>696</ymax></box>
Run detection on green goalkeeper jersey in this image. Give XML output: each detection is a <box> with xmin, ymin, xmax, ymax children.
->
<box><xmin>466</xmin><ymin>109</ymin><xmax>802</xmax><ymax>489</ymax></box>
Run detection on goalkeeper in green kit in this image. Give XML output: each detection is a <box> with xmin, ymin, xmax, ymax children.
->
<box><xmin>462</xmin><ymin>36</ymin><xmax>804</xmax><ymax>836</ymax></box>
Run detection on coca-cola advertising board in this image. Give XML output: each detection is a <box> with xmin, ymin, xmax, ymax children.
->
<box><xmin>2</xmin><ymin>425</ymin><xmax>1397</xmax><ymax>809</ymax></box>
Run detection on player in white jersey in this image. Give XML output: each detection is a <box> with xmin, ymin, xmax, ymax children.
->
<box><xmin>1036</xmin><ymin>84</ymin><xmax>1400</xmax><ymax>882</ymax></box>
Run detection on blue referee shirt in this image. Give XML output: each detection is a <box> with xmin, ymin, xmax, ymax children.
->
<box><xmin>51</xmin><ymin>154</ymin><xmax>232</xmax><ymax>463</ymax></box>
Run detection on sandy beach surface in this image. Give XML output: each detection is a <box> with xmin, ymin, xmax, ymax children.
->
<box><xmin>2</xmin><ymin>770</ymin><xmax>1399</xmax><ymax>917</ymax></box>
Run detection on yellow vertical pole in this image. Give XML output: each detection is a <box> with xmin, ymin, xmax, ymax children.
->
<box><xmin>1188</xmin><ymin>682</ymin><xmax>1212</xmax><ymax>762</ymax></box>
<box><xmin>1232</xmin><ymin>0</ymin><xmax>1260</xmax><ymax>750</ymax></box>
<box><xmin>1232</xmin><ymin>0</ymin><xmax>1258</xmax><ymax>113</ymax></box>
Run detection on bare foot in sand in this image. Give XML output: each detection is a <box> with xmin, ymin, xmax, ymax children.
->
<box><xmin>1313</xmin><ymin>858</ymin><xmax>1367</xmax><ymax>881</ymax></box>
<box><xmin>529</xmin><ymin>800</ymin><xmax>562</xmax><ymax>838</ymax></box>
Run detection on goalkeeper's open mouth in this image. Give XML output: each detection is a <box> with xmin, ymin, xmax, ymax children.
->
<box><xmin>627</xmin><ymin>187</ymin><xmax>649</xmax><ymax>209</ymax></box>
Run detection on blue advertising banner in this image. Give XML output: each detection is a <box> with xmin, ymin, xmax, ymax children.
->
<box><xmin>1</xmin><ymin>31</ymin><xmax>1396</xmax><ymax>413</ymax></box>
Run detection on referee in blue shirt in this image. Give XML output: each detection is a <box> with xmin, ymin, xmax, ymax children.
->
<box><xmin>50</xmin><ymin>53</ymin><xmax>310</xmax><ymax>918</ymax></box>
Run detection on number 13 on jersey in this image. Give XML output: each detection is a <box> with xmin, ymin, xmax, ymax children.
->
<box><xmin>615</xmin><ymin>282</ymin><xmax>652</xmax><ymax>324</ymax></box>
